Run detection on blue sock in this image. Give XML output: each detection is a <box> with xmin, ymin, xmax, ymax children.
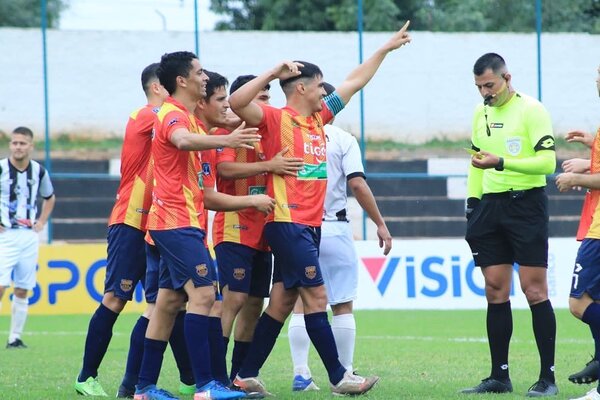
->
<box><xmin>305</xmin><ymin>312</ymin><xmax>346</xmax><ymax>385</ymax></box>
<box><xmin>238</xmin><ymin>313</ymin><xmax>283</xmax><ymax>378</ymax></box>
<box><xmin>120</xmin><ymin>316</ymin><xmax>149</xmax><ymax>390</ymax></box>
<box><xmin>209</xmin><ymin>317</ymin><xmax>229</xmax><ymax>385</ymax></box>
<box><xmin>78</xmin><ymin>303</ymin><xmax>119</xmax><ymax>381</ymax></box>
<box><xmin>136</xmin><ymin>338</ymin><xmax>168</xmax><ymax>390</ymax></box>
<box><xmin>230</xmin><ymin>340</ymin><xmax>250</xmax><ymax>382</ymax></box>
<box><xmin>583</xmin><ymin>303</ymin><xmax>600</xmax><ymax>362</ymax></box>
<box><xmin>170</xmin><ymin>310</ymin><xmax>194</xmax><ymax>385</ymax></box>
<box><xmin>185</xmin><ymin>313</ymin><xmax>212</xmax><ymax>388</ymax></box>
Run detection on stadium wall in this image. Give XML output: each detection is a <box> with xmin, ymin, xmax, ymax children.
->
<box><xmin>0</xmin><ymin>239</ymin><xmax>575</xmax><ymax>315</ymax></box>
<box><xmin>0</xmin><ymin>28</ymin><xmax>598</xmax><ymax>142</ymax></box>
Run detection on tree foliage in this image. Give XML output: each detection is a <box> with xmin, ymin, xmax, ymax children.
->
<box><xmin>210</xmin><ymin>0</ymin><xmax>600</xmax><ymax>33</ymax></box>
<box><xmin>0</xmin><ymin>0</ymin><xmax>68</xmax><ymax>28</ymax></box>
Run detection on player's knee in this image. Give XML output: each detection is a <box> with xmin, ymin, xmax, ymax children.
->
<box><xmin>522</xmin><ymin>283</ymin><xmax>548</xmax><ymax>305</ymax></box>
<box><xmin>569</xmin><ymin>296</ymin><xmax>592</xmax><ymax>320</ymax></box>
<box><xmin>102</xmin><ymin>292</ymin><xmax>127</xmax><ymax>313</ymax></box>
<box><xmin>332</xmin><ymin>302</ymin><xmax>353</xmax><ymax>315</ymax></box>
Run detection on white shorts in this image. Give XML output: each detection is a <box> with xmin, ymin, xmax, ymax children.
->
<box><xmin>319</xmin><ymin>221</ymin><xmax>358</xmax><ymax>305</ymax></box>
<box><xmin>0</xmin><ymin>229</ymin><xmax>40</xmax><ymax>290</ymax></box>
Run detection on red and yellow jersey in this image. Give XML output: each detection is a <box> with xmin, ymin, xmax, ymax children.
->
<box><xmin>146</xmin><ymin>97</ymin><xmax>206</xmax><ymax>231</ymax></box>
<box><xmin>108</xmin><ymin>104</ymin><xmax>158</xmax><ymax>230</ymax></box>
<box><xmin>212</xmin><ymin>127</ymin><xmax>269</xmax><ymax>251</ymax></box>
<box><xmin>581</xmin><ymin>127</ymin><xmax>600</xmax><ymax>240</ymax></box>
<box><xmin>258</xmin><ymin>102</ymin><xmax>334</xmax><ymax>227</ymax></box>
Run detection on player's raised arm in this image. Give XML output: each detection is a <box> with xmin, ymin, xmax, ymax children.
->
<box><xmin>229</xmin><ymin>61</ymin><xmax>303</xmax><ymax>126</ymax></box>
<box><xmin>335</xmin><ymin>20</ymin><xmax>411</xmax><ymax>105</ymax></box>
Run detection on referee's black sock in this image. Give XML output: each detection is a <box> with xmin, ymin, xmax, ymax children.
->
<box><xmin>531</xmin><ymin>299</ymin><xmax>556</xmax><ymax>383</ymax></box>
<box><xmin>487</xmin><ymin>301</ymin><xmax>512</xmax><ymax>381</ymax></box>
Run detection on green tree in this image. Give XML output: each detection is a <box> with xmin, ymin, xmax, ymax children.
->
<box><xmin>210</xmin><ymin>0</ymin><xmax>600</xmax><ymax>33</ymax></box>
<box><xmin>0</xmin><ymin>0</ymin><xmax>68</xmax><ymax>28</ymax></box>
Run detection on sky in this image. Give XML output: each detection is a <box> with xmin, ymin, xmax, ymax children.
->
<box><xmin>59</xmin><ymin>0</ymin><xmax>219</xmax><ymax>31</ymax></box>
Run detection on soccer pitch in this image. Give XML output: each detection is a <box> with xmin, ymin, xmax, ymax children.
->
<box><xmin>0</xmin><ymin>309</ymin><xmax>595</xmax><ymax>399</ymax></box>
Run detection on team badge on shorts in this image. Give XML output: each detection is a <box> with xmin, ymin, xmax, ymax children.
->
<box><xmin>233</xmin><ymin>268</ymin><xmax>246</xmax><ymax>280</ymax></box>
<box><xmin>305</xmin><ymin>266</ymin><xmax>317</xmax><ymax>280</ymax></box>
<box><xmin>120</xmin><ymin>279</ymin><xmax>133</xmax><ymax>292</ymax></box>
<box><xmin>196</xmin><ymin>264</ymin><xmax>208</xmax><ymax>277</ymax></box>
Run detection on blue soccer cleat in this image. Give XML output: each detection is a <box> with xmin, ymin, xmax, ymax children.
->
<box><xmin>292</xmin><ymin>375</ymin><xmax>320</xmax><ymax>391</ymax></box>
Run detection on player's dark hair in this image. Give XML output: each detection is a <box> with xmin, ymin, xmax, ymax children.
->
<box><xmin>280</xmin><ymin>61</ymin><xmax>323</xmax><ymax>93</ymax></box>
<box><xmin>473</xmin><ymin>53</ymin><xmax>506</xmax><ymax>76</ymax></box>
<box><xmin>230</xmin><ymin>75</ymin><xmax>271</xmax><ymax>95</ymax></box>
<box><xmin>322</xmin><ymin>82</ymin><xmax>336</xmax><ymax>96</ymax></box>
<box><xmin>141</xmin><ymin>63</ymin><xmax>161</xmax><ymax>95</ymax></box>
<box><xmin>204</xmin><ymin>70</ymin><xmax>229</xmax><ymax>100</ymax></box>
<box><xmin>157</xmin><ymin>51</ymin><xmax>197</xmax><ymax>95</ymax></box>
<box><xmin>12</xmin><ymin>126</ymin><xmax>33</xmax><ymax>138</ymax></box>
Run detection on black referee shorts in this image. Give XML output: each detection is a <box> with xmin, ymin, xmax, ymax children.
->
<box><xmin>465</xmin><ymin>187</ymin><xmax>548</xmax><ymax>268</ymax></box>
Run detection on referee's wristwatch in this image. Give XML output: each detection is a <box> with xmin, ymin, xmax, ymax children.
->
<box><xmin>495</xmin><ymin>157</ymin><xmax>505</xmax><ymax>171</ymax></box>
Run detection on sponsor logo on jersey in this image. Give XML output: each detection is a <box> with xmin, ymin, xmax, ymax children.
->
<box><xmin>490</xmin><ymin>123</ymin><xmax>503</xmax><ymax>128</ymax></box>
<box><xmin>202</xmin><ymin>162</ymin><xmax>211</xmax><ymax>176</ymax></box>
<box><xmin>248</xmin><ymin>185</ymin><xmax>266</xmax><ymax>195</ymax></box>
<box><xmin>167</xmin><ymin>118</ymin><xmax>179</xmax><ymax>127</ymax></box>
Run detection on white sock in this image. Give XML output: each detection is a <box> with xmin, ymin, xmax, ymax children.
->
<box><xmin>9</xmin><ymin>297</ymin><xmax>29</xmax><ymax>343</ymax></box>
<box><xmin>288</xmin><ymin>312</ymin><xmax>312</xmax><ymax>378</ymax></box>
<box><xmin>332</xmin><ymin>313</ymin><xmax>356</xmax><ymax>372</ymax></box>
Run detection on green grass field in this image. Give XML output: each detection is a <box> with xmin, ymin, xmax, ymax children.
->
<box><xmin>0</xmin><ymin>309</ymin><xmax>596</xmax><ymax>399</ymax></box>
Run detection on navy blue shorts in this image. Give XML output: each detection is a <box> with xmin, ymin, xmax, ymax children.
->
<box><xmin>264</xmin><ymin>222</ymin><xmax>323</xmax><ymax>290</ymax></box>
<box><xmin>150</xmin><ymin>227</ymin><xmax>213</xmax><ymax>291</ymax></box>
<box><xmin>144</xmin><ymin>243</ymin><xmax>160</xmax><ymax>303</ymax></box>
<box><xmin>571</xmin><ymin>239</ymin><xmax>600</xmax><ymax>300</ymax></box>
<box><xmin>105</xmin><ymin>224</ymin><xmax>147</xmax><ymax>300</ymax></box>
<box><xmin>215</xmin><ymin>242</ymin><xmax>272</xmax><ymax>298</ymax></box>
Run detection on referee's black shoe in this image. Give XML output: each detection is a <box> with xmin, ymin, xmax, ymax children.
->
<box><xmin>526</xmin><ymin>378</ymin><xmax>558</xmax><ymax>397</ymax></box>
<box><xmin>460</xmin><ymin>377</ymin><xmax>513</xmax><ymax>394</ymax></box>
<box><xmin>116</xmin><ymin>384</ymin><xmax>134</xmax><ymax>398</ymax></box>
<box><xmin>569</xmin><ymin>358</ymin><xmax>600</xmax><ymax>384</ymax></box>
<box><xmin>6</xmin><ymin>338</ymin><xmax>27</xmax><ymax>349</ymax></box>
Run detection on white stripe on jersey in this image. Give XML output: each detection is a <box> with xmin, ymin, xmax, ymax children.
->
<box><xmin>0</xmin><ymin>158</ymin><xmax>54</xmax><ymax>228</ymax></box>
<box><xmin>323</xmin><ymin>124</ymin><xmax>364</xmax><ymax>221</ymax></box>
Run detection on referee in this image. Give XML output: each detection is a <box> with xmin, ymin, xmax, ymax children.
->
<box><xmin>461</xmin><ymin>53</ymin><xmax>558</xmax><ymax>397</ymax></box>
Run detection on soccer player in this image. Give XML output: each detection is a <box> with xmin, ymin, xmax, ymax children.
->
<box><xmin>0</xmin><ymin>127</ymin><xmax>55</xmax><ymax>349</ymax></box>
<box><xmin>554</xmin><ymin>64</ymin><xmax>600</xmax><ymax>400</ymax></box>
<box><xmin>193</xmin><ymin>70</ymin><xmax>281</xmax><ymax>388</ymax></box>
<box><xmin>228</xmin><ymin>22</ymin><xmax>411</xmax><ymax>397</ymax></box>
<box><xmin>133</xmin><ymin>51</ymin><xmax>265</xmax><ymax>400</ymax></box>
<box><xmin>461</xmin><ymin>53</ymin><xmax>558</xmax><ymax>397</ymax></box>
<box><xmin>213</xmin><ymin>74</ymin><xmax>303</xmax><ymax>383</ymax></box>
<box><xmin>73</xmin><ymin>63</ymin><xmax>184</xmax><ymax>397</ymax></box>
<box><xmin>287</xmin><ymin>82</ymin><xmax>392</xmax><ymax>392</ymax></box>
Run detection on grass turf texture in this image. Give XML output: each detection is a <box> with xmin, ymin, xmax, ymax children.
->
<box><xmin>0</xmin><ymin>309</ymin><xmax>595</xmax><ymax>399</ymax></box>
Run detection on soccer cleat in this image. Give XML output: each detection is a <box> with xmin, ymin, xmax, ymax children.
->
<box><xmin>228</xmin><ymin>383</ymin><xmax>265</xmax><ymax>399</ymax></box>
<box><xmin>194</xmin><ymin>380</ymin><xmax>247</xmax><ymax>399</ymax></box>
<box><xmin>570</xmin><ymin>359</ymin><xmax>600</xmax><ymax>384</ymax></box>
<box><xmin>133</xmin><ymin>385</ymin><xmax>179</xmax><ymax>400</ymax></box>
<box><xmin>232</xmin><ymin>376</ymin><xmax>271</xmax><ymax>397</ymax></box>
<box><xmin>74</xmin><ymin>376</ymin><xmax>109</xmax><ymax>397</ymax></box>
<box><xmin>292</xmin><ymin>375</ymin><xmax>320</xmax><ymax>391</ymax></box>
<box><xmin>179</xmin><ymin>382</ymin><xmax>196</xmax><ymax>395</ymax></box>
<box><xmin>6</xmin><ymin>338</ymin><xmax>27</xmax><ymax>349</ymax></box>
<box><xmin>570</xmin><ymin>388</ymin><xmax>600</xmax><ymax>400</ymax></box>
<box><xmin>330</xmin><ymin>370</ymin><xmax>379</xmax><ymax>396</ymax></box>
<box><xmin>117</xmin><ymin>384</ymin><xmax>135</xmax><ymax>398</ymax></box>
<box><xmin>460</xmin><ymin>377</ymin><xmax>513</xmax><ymax>394</ymax></box>
<box><xmin>526</xmin><ymin>379</ymin><xmax>558</xmax><ymax>397</ymax></box>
